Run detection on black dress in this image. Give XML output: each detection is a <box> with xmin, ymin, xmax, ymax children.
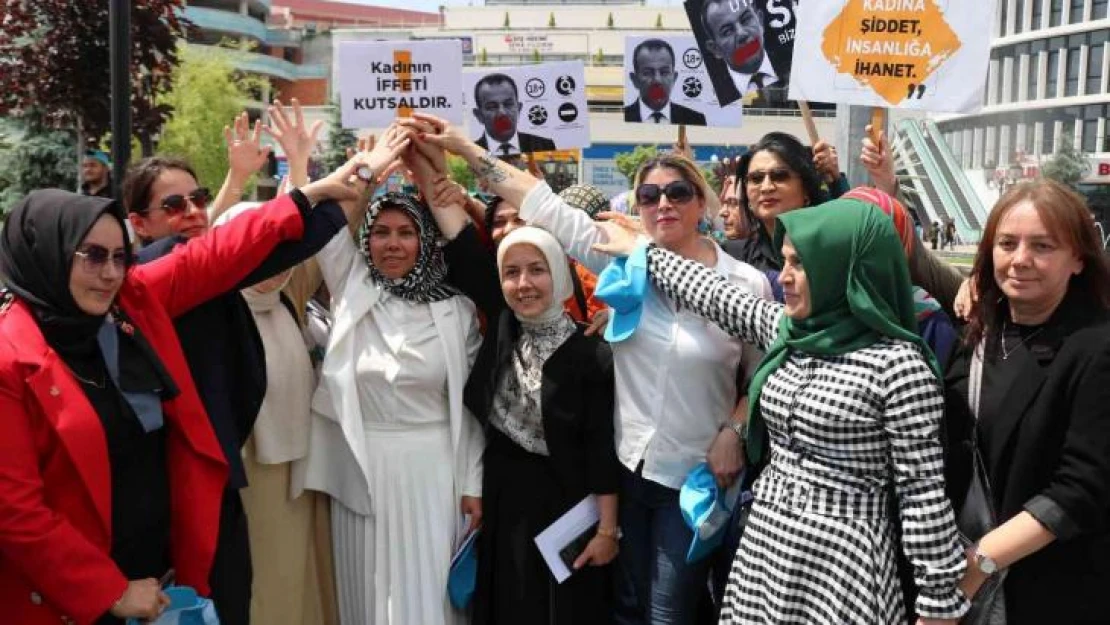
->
<box><xmin>443</xmin><ymin>226</ymin><xmax>619</xmax><ymax>625</ymax></box>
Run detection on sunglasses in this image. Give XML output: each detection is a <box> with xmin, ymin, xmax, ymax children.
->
<box><xmin>745</xmin><ymin>168</ymin><xmax>795</xmax><ymax>186</ymax></box>
<box><xmin>152</xmin><ymin>187</ymin><xmax>211</xmax><ymax>216</ymax></box>
<box><xmin>635</xmin><ymin>180</ymin><xmax>697</xmax><ymax>207</ymax></box>
<box><xmin>74</xmin><ymin>245</ymin><xmax>129</xmax><ymax>274</ymax></box>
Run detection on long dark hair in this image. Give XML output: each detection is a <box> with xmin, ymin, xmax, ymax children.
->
<box><xmin>965</xmin><ymin>179</ymin><xmax>1110</xmax><ymax>346</ymax></box>
<box><xmin>121</xmin><ymin>156</ymin><xmax>197</xmax><ymax>215</ymax></box>
<box><xmin>736</xmin><ymin>132</ymin><xmax>826</xmax><ymax>230</ymax></box>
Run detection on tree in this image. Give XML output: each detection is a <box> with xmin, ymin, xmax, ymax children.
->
<box><xmin>0</xmin><ymin>0</ymin><xmax>190</xmax><ymax>160</ymax></box>
<box><xmin>1040</xmin><ymin>136</ymin><xmax>1087</xmax><ymax>189</ymax></box>
<box><xmin>503</xmin><ymin>12</ymin><xmax>511</xmax><ymax>28</ymax></box>
<box><xmin>155</xmin><ymin>45</ymin><xmax>267</xmax><ymax>190</ymax></box>
<box><xmin>594</xmin><ymin>48</ymin><xmax>605</xmax><ymax>65</ymax></box>
<box><xmin>607</xmin><ymin>12</ymin><xmax>615</xmax><ymax>28</ymax></box>
<box><xmin>0</xmin><ymin>117</ymin><xmax>77</xmax><ymax>217</ymax></box>
<box><xmin>655</xmin><ymin>13</ymin><xmax>664</xmax><ymax>28</ymax></box>
<box><xmin>548</xmin><ymin>12</ymin><xmax>556</xmax><ymax>27</ymax></box>
<box><xmin>447</xmin><ymin>155</ymin><xmax>476</xmax><ymax>191</ymax></box>
<box><xmin>479</xmin><ymin>47</ymin><xmax>489</xmax><ymax>66</ymax></box>
<box><xmin>322</xmin><ymin>100</ymin><xmax>359</xmax><ymax>173</ymax></box>
<box><xmin>614</xmin><ymin>145</ymin><xmax>659</xmax><ymax>188</ymax></box>
<box><xmin>532</xmin><ymin>48</ymin><xmax>542</xmax><ymax>64</ymax></box>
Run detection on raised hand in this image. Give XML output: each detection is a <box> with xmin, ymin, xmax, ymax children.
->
<box><xmin>592</xmin><ymin>219</ymin><xmax>642</xmax><ymax>257</ymax></box>
<box><xmin>812</xmin><ymin>140</ymin><xmax>841</xmax><ymax>184</ymax></box>
<box><xmin>265</xmin><ymin>98</ymin><xmax>323</xmax><ymax>185</ymax></box>
<box><xmin>224</xmin><ymin>111</ymin><xmax>272</xmax><ymax>179</ymax></box>
<box><xmin>401</xmin><ymin>112</ymin><xmax>475</xmax><ymax>157</ymax></box>
<box><xmin>861</xmin><ymin>124</ymin><xmax>898</xmax><ymax>196</ymax></box>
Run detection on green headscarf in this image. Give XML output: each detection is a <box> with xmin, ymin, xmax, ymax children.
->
<box><xmin>744</xmin><ymin>199</ymin><xmax>939</xmax><ymax>465</ymax></box>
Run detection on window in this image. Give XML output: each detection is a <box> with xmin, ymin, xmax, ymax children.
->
<box><xmin>1065</xmin><ymin>35</ymin><xmax>1085</xmax><ymax>97</ymax></box>
<box><xmin>1012</xmin><ymin>54</ymin><xmax>1023</xmax><ymax>102</ymax></box>
<box><xmin>1029</xmin><ymin>41</ymin><xmax>1046</xmax><ymax>99</ymax></box>
<box><xmin>1047</xmin><ymin>49</ymin><xmax>1061</xmax><ymax>97</ymax></box>
<box><xmin>1050</xmin><ymin>0</ymin><xmax>1064</xmax><ymax>26</ymax></box>
<box><xmin>1088</xmin><ymin>40</ymin><xmax>1105</xmax><ymax>94</ymax></box>
<box><xmin>1025</xmin><ymin>123</ymin><xmax>1037</xmax><ymax>154</ymax></box>
<box><xmin>999</xmin><ymin>0</ymin><xmax>1010</xmax><ymax>35</ymax></box>
<box><xmin>1095</xmin><ymin>0</ymin><xmax>1109</xmax><ymax>19</ymax></box>
<box><xmin>1015</xmin><ymin>0</ymin><xmax>1026</xmax><ymax>33</ymax></box>
<box><xmin>1069</xmin><ymin>0</ymin><xmax>1086</xmax><ymax>23</ymax></box>
<box><xmin>1045</xmin><ymin>120</ymin><xmax>1057</xmax><ymax>152</ymax></box>
<box><xmin>1031</xmin><ymin>0</ymin><xmax>1044</xmax><ymax>29</ymax></box>
<box><xmin>1083</xmin><ymin>119</ymin><xmax>1100</xmax><ymax>151</ymax></box>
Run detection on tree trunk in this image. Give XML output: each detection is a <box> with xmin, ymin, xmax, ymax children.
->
<box><xmin>75</xmin><ymin>119</ymin><xmax>86</xmax><ymax>193</ymax></box>
<box><xmin>139</xmin><ymin>131</ymin><xmax>154</xmax><ymax>158</ymax></box>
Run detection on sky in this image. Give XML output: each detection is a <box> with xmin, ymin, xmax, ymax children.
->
<box><xmin>345</xmin><ymin>0</ymin><xmax>681</xmax><ymax>14</ymax></box>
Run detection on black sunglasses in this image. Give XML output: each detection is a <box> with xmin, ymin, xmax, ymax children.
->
<box><xmin>74</xmin><ymin>244</ymin><xmax>129</xmax><ymax>273</ymax></box>
<box><xmin>153</xmin><ymin>187</ymin><xmax>211</xmax><ymax>216</ymax></box>
<box><xmin>635</xmin><ymin>180</ymin><xmax>697</xmax><ymax>207</ymax></box>
<box><xmin>745</xmin><ymin>168</ymin><xmax>794</xmax><ymax>186</ymax></box>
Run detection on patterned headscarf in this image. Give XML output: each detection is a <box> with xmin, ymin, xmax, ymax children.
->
<box><xmin>558</xmin><ymin>184</ymin><xmax>610</xmax><ymax>219</ymax></box>
<box><xmin>842</xmin><ymin>187</ymin><xmax>915</xmax><ymax>256</ymax></box>
<box><xmin>357</xmin><ymin>192</ymin><xmax>460</xmax><ymax>304</ymax></box>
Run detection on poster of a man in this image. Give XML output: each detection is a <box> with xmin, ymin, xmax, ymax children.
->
<box><xmin>623</xmin><ymin>39</ymin><xmax>708</xmax><ymax>126</ymax></box>
<box><xmin>472</xmin><ymin>73</ymin><xmax>557</xmax><ymax>156</ymax></box>
<box><xmin>685</xmin><ymin>0</ymin><xmax>796</xmax><ymax>106</ymax></box>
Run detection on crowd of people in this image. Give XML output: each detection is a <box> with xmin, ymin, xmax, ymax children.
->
<box><xmin>0</xmin><ymin>98</ymin><xmax>1108</xmax><ymax>625</ymax></box>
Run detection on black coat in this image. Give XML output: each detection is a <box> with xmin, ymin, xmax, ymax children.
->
<box><xmin>943</xmin><ymin>292</ymin><xmax>1110</xmax><ymax>623</ymax></box>
<box><xmin>136</xmin><ymin>200</ymin><xmax>347</xmax><ymax>488</ymax></box>
<box><xmin>476</xmin><ymin>132</ymin><xmax>557</xmax><ymax>155</ymax></box>
<box><xmin>444</xmin><ymin>225</ymin><xmax>619</xmax><ymax>504</ymax></box>
<box><xmin>622</xmin><ymin>100</ymin><xmax>707</xmax><ymax>126</ymax></box>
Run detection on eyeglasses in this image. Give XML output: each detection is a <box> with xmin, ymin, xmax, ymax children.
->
<box><xmin>74</xmin><ymin>245</ymin><xmax>128</xmax><ymax>274</ymax></box>
<box><xmin>635</xmin><ymin>180</ymin><xmax>697</xmax><ymax>207</ymax></box>
<box><xmin>150</xmin><ymin>187</ymin><xmax>211</xmax><ymax>216</ymax></box>
<box><xmin>745</xmin><ymin>168</ymin><xmax>795</xmax><ymax>186</ymax></box>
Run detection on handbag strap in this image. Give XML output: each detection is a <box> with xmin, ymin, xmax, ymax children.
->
<box><xmin>968</xmin><ymin>341</ymin><xmax>985</xmax><ymax>449</ymax></box>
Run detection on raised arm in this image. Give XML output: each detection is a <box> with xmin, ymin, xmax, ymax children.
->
<box><xmin>646</xmin><ymin>246</ymin><xmax>782</xmax><ymax>350</ymax></box>
<box><xmin>210</xmin><ymin>111</ymin><xmax>272</xmax><ymax>222</ymax></box>
<box><xmin>907</xmin><ymin>236</ymin><xmax>965</xmax><ymax>313</ymax></box>
<box><xmin>881</xmin><ymin>345</ymin><xmax>969</xmax><ymax>620</ymax></box>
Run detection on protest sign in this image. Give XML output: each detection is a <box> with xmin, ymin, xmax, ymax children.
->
<box><xmin>622</xmin><ymin>35</ymin><xmax>744</xmax><ymax>128</ymax></box>
<box><xmin>788</xmin><ymin>0</ymin><xmax>992</xmax><ymax>112</ymax></box>
<box><xmin>683</xmin><ymin>0</ymin><xmax>797</xmax><ymax>107</ymax></box>
<box><xmin>336</xmin><ymin>40</ymin><xmax>464</xmax><ymax>128</ymax></box>
<box><xmin>464</xmin><ymin>61</ymin><xmax>589</xmax><ymax>155</ymax></box>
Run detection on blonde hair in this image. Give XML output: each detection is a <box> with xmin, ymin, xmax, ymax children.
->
<box><xmin>629</xmin><ymin>152</ymin><xmax>718</xmax><ymax>222</ymax></box>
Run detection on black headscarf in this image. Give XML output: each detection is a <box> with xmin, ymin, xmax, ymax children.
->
<box><xmin>356</xmin><ymin>193</ymin><xmax>461</xmax><ymax>304</ymax></box>
<box><xmin>0</xmin><ymin>189</ymin><xmax>131</xmax><ymax>355</ymax></box>
<box><xmin>0</xmin><ymin>189</ymin><xmax>177</xmax><ymax>399</ymax></box>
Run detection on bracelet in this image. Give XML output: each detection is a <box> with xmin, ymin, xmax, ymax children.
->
<box><xmin>596</xmin><ymin>526</ymin><xmax>621</xmax><ymax>541</ymax></box>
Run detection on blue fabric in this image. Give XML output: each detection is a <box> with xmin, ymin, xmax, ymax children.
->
<box><xmin>98</xmin><ymin>320</ymin><xmax>165</xmax><ymax>432</ymax></box>
<box><xmin>917</xmin><ymin>309</ymin><xmax>959</xmax><ymax>370</ymax></box>
<box><xmin>448</xmin><ymin>530</ymin><xmax>479</xmax><ymax>609</ymax></box>
<box><xmin>595</xmin><ymin>243</ymin><xmax>649</xmax><ymax>343</ymax></box>
<box><xmin>614</xmin><ymin>466</ymin><xmax>712</xmax><ymax>625</ymax></box>
<box><xmin>679</xmin><ymin>463</ymin><xmax>744</xmax><ymax>564</ymax></box>
<box><xmin>126</xmin><ymin>586</ymin><xmax>220</xmax><ymax>625</ymax></box>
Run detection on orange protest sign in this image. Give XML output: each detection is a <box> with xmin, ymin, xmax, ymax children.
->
<box><xmin>821</xmin><ymin>0</ymin><xmax>960</xmax><ymax>106</ymax></box>
<box><xmin>788</xmin><ymin>0</ymin><xmax>991</xmax><ymax>113</ymax></box>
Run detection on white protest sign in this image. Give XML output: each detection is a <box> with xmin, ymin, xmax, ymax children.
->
<box><xmin>336</xmin><ymin>40</ymin><xmax>464</xmax><ymax>128</ymax></box>
<box><xmin>788</xmin><ymin>0</ymin><xmax>993</xmax><ymax>113</ymax></box>
<box><xmin>463</xmin><ymin>61</ymin><xmax>589</xmax><ymax>155</ymax></box>
<box><xmin>623</xmin><ymin>35</ymin><xmax>743</xmax><ymax>128</ymax></box>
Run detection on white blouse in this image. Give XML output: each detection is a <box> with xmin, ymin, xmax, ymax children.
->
<box><xmin>519</xmin><ymin>183</ymin><xmax>772</xmax><ymax>489</ymax></box>
<box><xmin>354</xmin><ymin>293</ymin><xmax>450</xmax><ymax>427</ymax></box>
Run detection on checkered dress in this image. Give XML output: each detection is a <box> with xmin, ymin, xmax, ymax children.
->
<box><xmin>646</xmin><ymin>247</ymin><xmax>969</xmax><ymax>623</ymax></box>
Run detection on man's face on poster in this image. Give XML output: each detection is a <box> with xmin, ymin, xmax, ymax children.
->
<box><xmin>630</xmin><ymin>46</ymin><xmax>677</xmax><ymax>112</ymax></box>
<box><xmin>704</xmin><ymin>0</ymin><xmax>766</xmax><ymax>75</ymax></box>
<box><xmin>473</xmin><ymin>80</ymin><xmax>521</xmax><ymax>144</ymax></box>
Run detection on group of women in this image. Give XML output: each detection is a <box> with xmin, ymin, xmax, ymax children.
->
<box><xmin>0</xmin><ymin>100</ymin><xmax>1107</xmax><ymax>625</ymax></box>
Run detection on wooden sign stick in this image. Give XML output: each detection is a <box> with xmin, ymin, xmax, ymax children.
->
<box><xmin>869</xmin><ymin>107</ymin><xmax>887</xmax><ymax>146</ymax></box>
<box><xmin>798</xmin><ymin>100</ymin><xmax>820</xmax><ymax>144</ymax></box>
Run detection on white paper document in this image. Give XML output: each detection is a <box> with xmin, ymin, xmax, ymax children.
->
<box><xmin>533</xmin><ymin>494</ymin><xmax>599</xmax><ymax>584</ymax></box>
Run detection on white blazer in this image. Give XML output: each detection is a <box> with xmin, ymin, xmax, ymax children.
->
<box><xmin>292</xmin><ymin>229</ymin><xmax>484</xmax><ymax>515</ymax></box>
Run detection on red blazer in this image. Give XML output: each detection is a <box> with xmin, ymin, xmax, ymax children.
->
<box><xmin>0</xmin><ymin>195</ymin><xmax>305</xmax><ymax>625</ymax></box>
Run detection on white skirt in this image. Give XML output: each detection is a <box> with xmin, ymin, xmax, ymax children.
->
<box><xmin>331</xmin><ymin>421</ymin><xmax>465</xmax><ymax>625</ymax></box>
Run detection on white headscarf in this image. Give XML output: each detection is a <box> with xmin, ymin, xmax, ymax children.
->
<box><xmin>496</xmin><ymin>226</ymin><xmax>573</xmax><ymax>324</ymax></box>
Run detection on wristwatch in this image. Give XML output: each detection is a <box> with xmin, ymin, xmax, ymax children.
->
<box><xmin>721</xmin><ymin>420</ymin><xmax>748</xmax><ymax>441</ymax></box>
<box><xmin>973</xmin><ymin>545</ymin><xmax>999</xmax><ymax>575</ymax></box>
<box><xmin>356</xmin><ymin>164</ymin><xmax>376</xmax><ymax>183</ymax></box>
<box><xmin>596</xmin><ymin>526</ymin><xmax>622</xmax><ymax>541</ymax></box>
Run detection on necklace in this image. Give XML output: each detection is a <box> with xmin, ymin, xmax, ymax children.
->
<box><xmin>69</xmin><ymin>367</ymin><xmax>107</xmax><ymax>389</ymax></box>
<box><xmin>1001</xmin><ymin>321</ymin><xmax>1046</xmax><ymax>360</ymax></box>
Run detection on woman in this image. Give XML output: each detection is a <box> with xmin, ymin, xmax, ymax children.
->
<box><xmin>295</xmin><ymin>135</ymin><xmax>485</xmax><ymax>624</ymax></box>
<box><xmin>430</xmin><ymin>176</ymin><xmax>619</xmax><ymax>622</ymax></box>
<box><xmin>406</xmin><ymin>113</ymin><xmax>771</xmax><ymax>624</ymax></box>
<box><xmin>729</xmin><ymin>133</ymin><xmax>841</xmax><ymax>274</ymax></box>
<box><xmin>0</xmin><ymin>161</ymin><xmax>367</xmax><ymax>625</ymax></box>
<box><xmin>593</xmin><ymin>198</ymin><xmax>970</xmax><ymax>624</ymax></box>
<box><xmin>913</xmin><ymin>181</ymin><xmax>1110</xmax><ymax>622</ymax></box>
